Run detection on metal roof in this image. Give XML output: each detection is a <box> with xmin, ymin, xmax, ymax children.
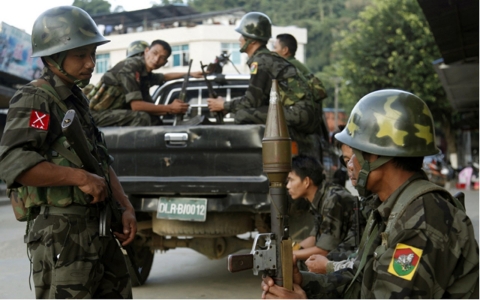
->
<box><xmin>91</xmin><ymin>5</ymin><xmax>244</xmax><ymax>29</ymax></box>
<box><xmin>91</xmin><ymin>4</ymin><xmax>199</xmax><ymax>27</ymax></box>
<box><xmin>418</xmin><ymin>0</ymin><xmax>478</xmax><ymax>65</ymax></box>
<box><xmin>417</xmin><ymin>0</ymin><xmax>479</xmax><ymax>116</ymax></box>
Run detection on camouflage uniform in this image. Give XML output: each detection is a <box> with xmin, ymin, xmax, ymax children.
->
<box><xmin>301</xmin><ymin>172</ymin><xmax>479</xmax><ymax>298</ymax></box>
<box><xmin>306</xmin><ymin>182</ymin><xmax>358</xmax><ymax>260</ymax></box>
<box><xmin>226</xmin><ymin>46</ymin><xmax>325</xmax><ymax>161</ymax></box>
<box><xmin>299</xmin><ymin>90</ymin><xmax>479</xmax><ymax>298</ymax></box>
<box><xmin>0</xmin><ymin>68</ymin><xmax>132</xmax><ymax>298</ymax></box>
<box><xmin>89</xmin><ymin>56</ymin><xmax>164</xmax><ymax>127</ymax></box>
<box><xmin>285</xmin><ymin>56</ymin><xmax>312</xmax><ymax>77</ymax></box>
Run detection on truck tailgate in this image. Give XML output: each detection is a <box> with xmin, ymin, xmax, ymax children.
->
<box><xmin>101</xmin><ymin>124</ymin><xmax>268</xmax><ymax>195</ymax></box>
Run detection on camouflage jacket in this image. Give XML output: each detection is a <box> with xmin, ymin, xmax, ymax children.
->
<box><xmin>94</xmin><ymin>56</ymin><xmax>165</xmax><ymax>110</ymax></box>
<box><xmin>301</xmin><ymin>172</ymin><xmax>479</xmax><ymax>298</ymax></box>
<box><xmin>286</xmin><ymin>56</ymin><xmax>312</xmax><ymax>77</ymax></box>
<box><xmin>308</xmin><ymin>181</ymin><xmax>357</xmax><ymax>252</ymax></box>
<box><xmin>0</xmin><ymin>68</ymin><xmax>111</xmax><ymax>207</ymax></box>
<box><xmin>224</xmin><ymin>46</ymin><xmax>321</xmax><ymax>134</ymax></box>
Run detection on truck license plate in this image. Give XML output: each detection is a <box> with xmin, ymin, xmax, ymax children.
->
<box><xmin>156</xmin><ymin>197</ymin><xmax>207</xmax><ymax>222</ymax></box>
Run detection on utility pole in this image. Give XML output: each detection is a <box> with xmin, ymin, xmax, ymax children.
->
<box><xmin>331</xmin><ymin>77</ymin><xmax>342</xmax><ymax>132</ymax></box>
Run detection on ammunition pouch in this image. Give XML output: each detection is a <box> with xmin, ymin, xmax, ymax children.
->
<box><xmin>9</xmin><ymin>188</ymin><xmax>40</xmax><ymax>222</ymax></box>
<box><xmin>86</xmin><ymin>81</ymin><xmax>124</xmax><ymax>112</ymax></box>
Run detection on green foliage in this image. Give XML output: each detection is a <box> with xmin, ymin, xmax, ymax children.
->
<box><xmin>333</xmin><ymin>0</ymin><xmax>452</xmax><ymax>126</ymax></box>
<box><xmin>72</xmin><ymin>0</ymin><xmax>111</xmax><ymax>15</ymax></box>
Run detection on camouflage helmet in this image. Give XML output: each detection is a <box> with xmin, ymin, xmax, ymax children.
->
<box><xmin>335</xmin><ymin>89</ymin><xmax>439</xmax><ymax>157</ymax></box>
<box><xmin>31</xmin><ymin>6</ymin><xmax>109</xmax><ymax>57</ymax></box>
<box><xmin>126</xmin><ymin>40</ymin><xmax>149</xmax><ymax>58</ymax></box>
<box><xmin>235</xmin><ymin>12</ymin><xmax>272</xmax><ymax>42</ymax></box>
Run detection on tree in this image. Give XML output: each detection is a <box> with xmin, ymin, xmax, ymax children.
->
<box><xmin>333</xmin><ymin>0</ymin><xmax>456</xmax><ymax>154</ymax></box>
<box><xmin>72</xmin><ymin>0</ymin><xmax>111</xmax><ymax>15</ymax></box>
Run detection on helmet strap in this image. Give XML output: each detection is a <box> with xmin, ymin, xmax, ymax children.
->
<box><xmin>45</xmin><ymin>54</ymin><xmax>89</xmax><ymax>88</ymax></box>
<box><xmin>240</xmin><ymin>37</ymin><xmax>253</xmax><ymax>53</ymax></box>
<box><xmin>353</xmin><ymin>148</ymin><xmax>392</xmax><ymax>197</ymax></box>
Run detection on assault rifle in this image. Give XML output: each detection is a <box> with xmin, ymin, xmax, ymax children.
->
<box><xmin>200</xmin><ymin>61</ymin><xmax>224</xmax><ymax>124</ymax></box>
<box><xmin>227</xmin><ymin>80</ymin><xmax>293</xmax><ymax>290</ymax></box>
<box><xmin>174</xmin><ymin>58</ymin><xmax>193</xmax><ymax>126</ymax></box>
<box><xmin>61</xmin><ymin>109</ymin><xmax>142</xmax><ymax>286</ymax></box>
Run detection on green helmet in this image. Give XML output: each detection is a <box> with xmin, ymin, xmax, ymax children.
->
<box><xmin>31</xmin><ymin>6</ymin><xmax>109</xmax><ymax>57</ymax></box>
<box><xmin>335</xmin><ymin>89</ymin><xmax>439</xmax><ymax>157</ymax></box>
<box><xmin>235</xmin><ymin>12</ymin><xmax>272</xmax><ymax>42</ymax></box>
<box><xmin>126</xmin><ymin>40</ymin><xmax>149</xmax><ymax>58</ymax></box>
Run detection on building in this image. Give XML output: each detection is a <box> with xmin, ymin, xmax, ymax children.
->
<box><xmin>90</xmin><ymin>5</ymin><xmax>309</xmax><ymax>86</ymax></box>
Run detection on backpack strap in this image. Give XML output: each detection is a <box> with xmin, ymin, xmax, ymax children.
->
<box><xmin>385</xmin><ymin>179</ymin><xmax>465</xmax><ymax>235</ymax></box>
<box><xmin>30</xmin><ymin>79</ymin><xmax>83</xmax><ymax>168</ymax></box>
<box><xmin>30</xmin><ymin>79</ymin><xmax>69</xmax><ymax>113</ymax></box>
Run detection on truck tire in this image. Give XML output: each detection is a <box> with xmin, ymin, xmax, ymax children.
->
<box><xmin>131</xmin><ymin>233</ymin><xmax>154</xmax><ymax>287</ymax></box>
<box><xmin>152</xmin><ymin>212</ymin><xmax>254</xmax><ymax>236</ymax></box>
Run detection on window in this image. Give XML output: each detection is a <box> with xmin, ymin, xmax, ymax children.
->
<box><xmin>95</xmin><ymin>53</ymin><xmax>110</xmax><ymax>74</ymax></box>
<box><xmin>171</xmin><ymin>44</ymin><xmax>190</xmax><ymax>67</ymax></box>
<box><xmin>221</xmin><ymin>43</ymin><xmax>241</xmax><ymax>65</ymax></box>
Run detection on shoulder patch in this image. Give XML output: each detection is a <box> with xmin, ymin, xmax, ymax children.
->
<box><xmin>388</xmin><ymin>243</ymin><xmax>423</xmax><ymax>280</ymax></box>
<box><xmin>29</xmin><ymin>110</ymin><xmax>50</xmax><ymax>131</ymax></box>
<box><xmin>250</xmin><ymin>62</ymin><xmax>258</xmax><ymax>75</ymax></box>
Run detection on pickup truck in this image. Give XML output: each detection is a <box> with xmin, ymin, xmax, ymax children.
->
<box><xmin>100</xmin><ymin>73</ymin><xmax>341</xmax><ymax>285</ymax></box>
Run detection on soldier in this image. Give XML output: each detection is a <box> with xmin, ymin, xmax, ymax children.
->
<box><xmin>88</xmin><ymin>39</ymin><xmax>203</xmax><ymax>127</ymax></box>
<box><xmin>207</xmin><ymin>12</ymin><xmax>327</xmax><ymax>162</ymax></box>
<box><xmin>273</xmin><ymin>33</ymin><xmax>312</xmax><ymax>77</ymax></box>
<box><xmin>81</xmin><ymin>40</ymin><xmax>149</xmax><ymax>107</ymax></box>
<box><xmin>287</xmin><ymin>155</ymin><xmax>358</xmax><ymax>267</ymax></box>
<box><xmin>0</xmin><ymin>6</ymin><xmax>135</xmax><ymax>298</ymax></box>
<box><xmin>261</xmin><ymin>89</ymin><xmax>479</xmax><ymax>298</ymax></box>
<box><xmin>304</xmin><ymin>142</ymin><xmax>379</xmax><ymax>274</ymax></box>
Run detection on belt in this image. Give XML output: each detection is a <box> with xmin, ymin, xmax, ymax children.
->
<box><xmin>39</xmin><ymin>204</ymin><xmax>100</xmax><ymax>217</ymax></box>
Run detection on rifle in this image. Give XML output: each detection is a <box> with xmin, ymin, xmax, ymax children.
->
<box><xmin>61</xmin><ymin>109</ymin><xmax>142</xmax><ymax>286</ymax></box>
<box><xmin>354</xmin><ymin>196</ymin><xmax>360</xmax><ymax>247</ymax></box>
<box><xmin>227</xmin><ymin>80</ymin><xmax>293</xmax><ymax>291</ymax></box>
<box><xmin>174</xmin><ymin>59</ymin><xmax>193</xmax><ymax>126</ymax></box>
<box><xmin>200</xmin><ymin>61</ymin><xmax>224</xmax><ymax>124</ymax></box>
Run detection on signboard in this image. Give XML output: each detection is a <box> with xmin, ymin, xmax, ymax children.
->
<box><xmin>0</xmin><ymin>22</ymin><xmax>43</xmax><ymax>80</ymax></box>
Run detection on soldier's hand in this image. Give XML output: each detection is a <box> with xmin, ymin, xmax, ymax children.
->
<box><xmin>207</xmin><ymin>97</ymin><xmax>225</xmax><ymax>112</ymax></box>
<box><xmin>113</xmin><ymin>207</ymin><xmax>137</xmax><ymax>246</ymax></box>
<box><xmin>261</xmin><ymin>276</ymin><xmax>306</xmax><ymax>299</ymax></box>
<box><xmin>305</xmin><ymin>254</ymin><xmax>329</xmax><ymax>274</ymax></box>
<box><xmin>170</xmin><ymin>99</ymin><xmax>189</xmax><ymax>114</ymax></box>
<box><xmin>293</xmin><ymin>255</ymin><xmax>303</xmax><ymax>285</ymax></box>
<box><xmin>190</xmin><ymin>70</ymin><xmax>204</xmax><ymax>78</ymax></box>
<box><xmin>78</xmin><ymin>170</ymin><xmax>108</xmax><ymax>204</ymax></box>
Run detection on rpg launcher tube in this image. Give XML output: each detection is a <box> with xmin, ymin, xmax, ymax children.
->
<box><xmin>262</xmin><ymin>79</ymin><xmax>292</xmax><ymax>289</ymax></box>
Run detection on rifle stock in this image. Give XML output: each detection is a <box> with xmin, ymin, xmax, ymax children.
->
<box><xmin>174</xmin><ymin>59</ymin><xmax>193</xmax><ymax>126</ymax></box>
<box><xmin>200</xmin><ymin>61</ymin><xmax>224</xmax><ymax>124</ymax></box>
<box><xmin>61</xmin><ymin>109</ymin><xmax>142</xmax><ymax>286</ymax></box>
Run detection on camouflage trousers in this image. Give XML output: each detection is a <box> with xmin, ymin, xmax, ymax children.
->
<box><xmin>25</xmin><ymin>205</ymin><xmax>132</xmax><ymax>299</ymax></box>
<box><xmin>91</xmin><ymin>109</ymin><xmax>162</xmax><ymax>127</ymax></box>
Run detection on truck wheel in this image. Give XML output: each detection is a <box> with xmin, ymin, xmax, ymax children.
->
<box><xmin>131</xmin><ymin>234</ymin><xmax>154</xmax><ymax>287</ymax></box>
<box><xmin>152</xmin><ymin>212</ymin><xmax>254</xmax><ymax>236</ymax></box>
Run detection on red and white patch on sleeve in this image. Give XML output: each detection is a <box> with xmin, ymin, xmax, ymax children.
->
<box><xmin>29</xmin><ymin>110</ymin><xmax>50</xmax><ymax>131</ymax></box>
